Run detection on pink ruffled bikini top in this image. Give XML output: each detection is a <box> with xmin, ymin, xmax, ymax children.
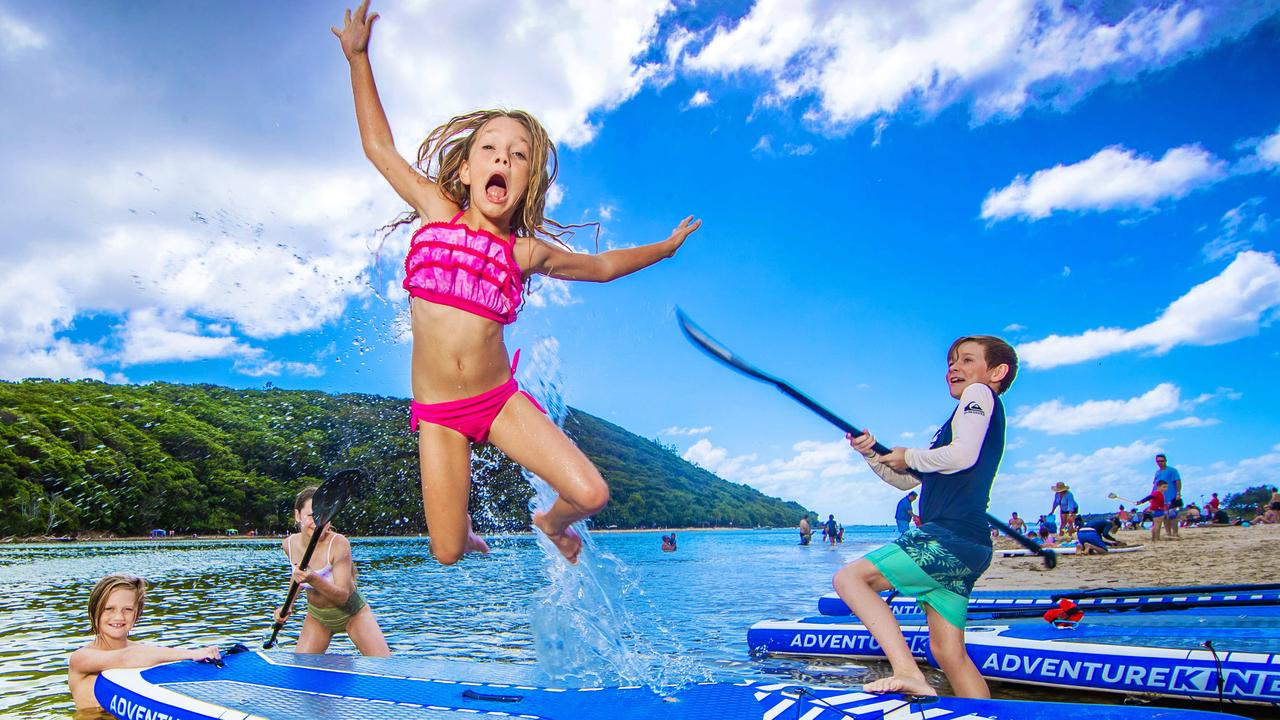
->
<box><xmin>403</xmin><ymin>211</ymin><xmax>523</xmax><ymax>324</ymax></box>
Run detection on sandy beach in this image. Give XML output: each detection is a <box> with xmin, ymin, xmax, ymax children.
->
<box><xmin>981</xmin><ymin>522</ymin><xmax>1280</xmax><ymax>590</ymax></box>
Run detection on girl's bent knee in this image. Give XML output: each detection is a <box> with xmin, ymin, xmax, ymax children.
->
<box><xmin>569</xmin><ymin>482</ymin><xmax>609</xmax><ymax>516</ymax></box>
<box><xmin>431</xmin><ymin>543</ymin><xmax>464</xmax><ymax>566</ymax></box>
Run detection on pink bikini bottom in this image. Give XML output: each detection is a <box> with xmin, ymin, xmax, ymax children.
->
<box><xmin>409</xmin><ymin>350</ymin><xmax>545</xmax><ymax>443</ymax></box>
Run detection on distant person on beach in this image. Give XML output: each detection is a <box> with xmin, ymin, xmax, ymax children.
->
<box><xmin>1036</xmin><ymin>526</ymin><xmax>1058</xmax><ymax>547</ymax></box>
<box><xmin>1038</xmin><ymin>514</ymin><xmax>1057</xmax><ymax>534</ymax></box>
<box><xmin>1152</xmin><ymin>454</ymin><xmax>1182</xmax><ymax>539</ymax></box>
<box><xmin>275</xmin><ymin>486</ymin><xmax>390</xmax><ymax>656</ymax></box>
<box><xmin>1116</xmin><ymin>506</ymin><xmax>1131</xmax><ymax>529</ymax></box>
<box><xmin>1206</xmin><ymin>493</ymin><xmax>1221</xmax><ymax>518</ymax></box>
<box><xmin>799</xmin><ymin>516</ymin><xmax>813</xmax><ymax>545</ymax></box>
<box><xmin>1137</xmin><ymin>480</ymin><xmax>1170</xmax><ymax>542</ymax></box>
<box><xmin>835</xmin><ymin>335</ymin><xmax>1017</xmax><ymax>698</ymax></box>
<box><xmin>1270</xmin><ymin>487</ymin><xmax>1280</xmax><ymax>513</ymax></box>
<box><xmin>825</xmin><ymin>514</ymin><xmax>839</xmax><ymax>545</ymax></box>
<box><xmin>68</xmin><ymin>575</ymin><xmax>221</xmax><ymax>718</ymax></box>
<box><xmin>895</xmin><ymin>491</ymin><xmax>919</xmax><ymax>533</ymax></box>
<box><xmin>1048</xmin><ymin>482</ymin><xmax>1078</xmax><ymax>535</ymax></box>
<box><xmin>1007</xmin><ymin>511</ymin><xmax>1026</xmax><ymax>534</ymax></box>
<box><xmin>1077</xmin><ymin>517</ymin><xmax>1122</xmax><ymax>554</ymax></box>
<box><xmin>333</xmin><ymin>0</ymin><xmax>700</xmax><ymax>566</ymax></box>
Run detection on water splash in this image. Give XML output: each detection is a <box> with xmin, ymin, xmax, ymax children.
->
<box><xmin>518</xmin><ymin>339</ymin><xmax>707</xmax><ymax>690</ymax></box>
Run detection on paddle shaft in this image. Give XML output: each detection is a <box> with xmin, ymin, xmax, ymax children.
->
<box><xmin>263</xmin><ymin>522</ymin><xmax>329</xmax><ymax>649</ymax></box>
<box><xmin>676</xmin><ymin>310</ymin><xmax>1056</xmax><ymax>567</ymax></box>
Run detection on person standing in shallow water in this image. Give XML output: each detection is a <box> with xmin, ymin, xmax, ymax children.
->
<box><xmin>895</xmin><ymin>491</ymin><xmax>918</xmax><ymax>534</ymax></box>
<box><xmin>834</xmin><ymin>335</ymin><xmax>1017</xmax><ymax>698</ymax></box>
<box><xmin>275</xmin><ymin>486</ymin><xmax>390</xmax><ymax>656</ymax></box>
<box><xmin>333</xmin><ymin>1</ymin><xmax>699</xmax><ymax>565</ymax></box>
<box><xmin>799</xmin><ymin>516</ymin><xmax>813</xmax><ymax>545</ymax></box>
<box><xmin>824</xmin><ymin>514</ymin><xmax>839</xmax><ymax>545</ymax></box>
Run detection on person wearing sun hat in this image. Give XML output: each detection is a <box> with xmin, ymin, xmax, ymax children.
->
<box><xmin>1049</xmin><ymin>482</ymin><xmax>1079</xmax><ymax>534</ymax></box>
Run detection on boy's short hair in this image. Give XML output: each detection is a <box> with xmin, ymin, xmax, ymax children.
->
<box><xmin>1156</xmin><ymin>480</ymin><xmax>1169</xmax><ymax>487</ymax></box>
<box><xmin>88</xmin><ymin>574</ymin><xmax>146</xmax><ymax>635</ymax></box>
<box><xmin>948</xmin><ymin>336</ymin><xmax>1018</xmax><ymax>394</ymax></box>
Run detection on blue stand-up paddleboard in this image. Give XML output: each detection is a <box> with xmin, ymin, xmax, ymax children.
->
<box><xmin>749</xmin><ymin>610</ymin><xmax>1280</xmax><ymax>705</ymax></box>
<box><xmin>817</xmin><ymin>583</ymin><xmax>1280</xmax><ymax>617</ymax></box>
<box><xmin>95</xmin><ymin>650</ymin><xmax>1248</xmax><ymax>720</ymax></box>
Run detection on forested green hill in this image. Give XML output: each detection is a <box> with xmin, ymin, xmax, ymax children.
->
<box><xmin>0</xmin><ymin>379</ymin><xmax>810</xmax><ymax>537</ymax></box>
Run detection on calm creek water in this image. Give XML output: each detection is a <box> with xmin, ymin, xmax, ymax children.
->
<box><xmin>1</xmin><ymin>528</ymin><xmax>1261</xmax><ymax>718</ymax></box>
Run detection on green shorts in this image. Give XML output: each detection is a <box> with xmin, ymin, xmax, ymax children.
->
<box><xmin>307</xmin><ymin>589</ymin><xmax>368</xmax><ymax>633</ymax></box>
<box><xmin>865</xmin><ymin>537</ymin><xmax>974</xmax><ymax>630</ymax></box>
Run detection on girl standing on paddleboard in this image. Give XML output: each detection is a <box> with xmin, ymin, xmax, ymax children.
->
<box><xmin>333</xmin><ymin>0</ymin><xmax>699</xmax><ymax>565</ymax></box>
<box><xmin>835</xmin><ymin>335</ymin><xmax>1017</xmax><ymax>698</ymax></box>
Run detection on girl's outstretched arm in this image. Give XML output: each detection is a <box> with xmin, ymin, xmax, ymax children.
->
<box><xmin>333</xmin><ymin>1</ymin><xmax>450</xmax><ymax>220</ymax></box>
<box><xmin>525</xmin><ymin>216</ymin><xmax>701</xmax><ymax>282</ymax></box>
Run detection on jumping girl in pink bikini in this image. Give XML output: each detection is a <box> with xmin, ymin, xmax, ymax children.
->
<box><xmin>333</xmin><ymin>1</ymin><xmax>700</xmax><ymax>565</ymax></box>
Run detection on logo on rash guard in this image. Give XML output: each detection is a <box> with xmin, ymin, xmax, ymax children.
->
<box><xmin>963</xmin><ymin>401</ymin><xmax>985</xmax><ymax>416</ymax></box>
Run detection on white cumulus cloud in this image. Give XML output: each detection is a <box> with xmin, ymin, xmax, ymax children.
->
<box><xmin>682</xmin><ymin>1</ymin><xmax>1271</xmax><ymax>131</ymax></box>
<box><xmin>982</xmin><ymin>144</ymin><xmax>1227</xmax><ymax>221</ymax></box>
<box><xmin>1018</xmin><ymin>251</ymin><xmax>1280</xmax><ymax>369</ymax></box>
<box><xmin>372</xmin><ymin>0</ymin><xmax>673</xmax><ymax>149</ymax></box>
<box><xmin>1014</xmin><ymin>383</ymin><xmax>1181</xmax><ymax>435</ymax></box>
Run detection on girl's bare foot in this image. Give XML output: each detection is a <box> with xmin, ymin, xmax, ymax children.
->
<box><xmin>465</xmin><ymin>516</ymin><xmax>489</xmax><ymax>554</ymax></box>
<box><xmin>465</xmin><ymin>530</ymin><xmax>490</xmax><ymax>554</ymax></box>
<box><xmin>863</xmin><ymin>673</ymin><xmax>936</xmax><ymax>696</ymax></box>
<box><xmin>532</xmin><ymin>511</ymin><xmax>582</xmax><ymax>564</ymax></box>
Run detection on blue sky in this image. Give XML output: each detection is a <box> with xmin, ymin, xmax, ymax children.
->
<box><xmin>2</xmin><ymin>1</ymin><xmax>1279</xmax><ymax>526</ymax></box>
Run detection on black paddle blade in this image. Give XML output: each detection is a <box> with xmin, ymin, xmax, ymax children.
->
<box><xmin>676</xmin><ymin>307</ymin><xmax>773</xmax><ymax>383</ymax></box>
<box><xmin>311</xmin><ymin>469</ymin><xmax>362</xmax><ymax>528</ymax></box>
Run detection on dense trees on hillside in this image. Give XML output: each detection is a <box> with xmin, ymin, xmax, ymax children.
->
<box><xmin>0</xmin><ymin>379</ymin><xmax>809</xmax><ymax>537</ymax></box>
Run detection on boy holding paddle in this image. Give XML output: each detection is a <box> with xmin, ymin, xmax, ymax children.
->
<box><xmin>835</xmin><ymin>335</ymin><xmax>1017</xmax><ymax>698</ymax></box>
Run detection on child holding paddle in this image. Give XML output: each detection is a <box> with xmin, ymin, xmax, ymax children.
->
<box><xmin>835</xmin><ymin>335</ymin><xmax>1017</xmax><ymax>698</ymax></box>
<box><xmin>69</xmin><ymin>575</ymin><xmax>221</xmax><ymax>717</ymax></box>
<box><xmin>274</xmin><ymin>486</ymin><xmax>390</xmax><ymax>656</ymax></box>
<box><xmin>333</xmin><ymin>0</ymin><xmax>699</xmax><ymax>565</ymax></box>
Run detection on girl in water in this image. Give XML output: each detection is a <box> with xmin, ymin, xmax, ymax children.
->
<box><xmin>275</xmin><ymin>486</ymin><xmax>391</xmax><ymax>656</ymax></box>
<box><xmin>333</xmin><ymin>1</ymin><xmax>699</xmax><ymax>565</ymax></box>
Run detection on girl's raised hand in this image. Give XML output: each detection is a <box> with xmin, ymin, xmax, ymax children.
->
<box><xmin>332</xmin><ymin>0</ymin><xmax>379</xmax><ymax>60</ymax></box>
<box><xmin>664</xmin><ymin>215</ymin><xmax>702</xmax><ymax>256</ymax></box>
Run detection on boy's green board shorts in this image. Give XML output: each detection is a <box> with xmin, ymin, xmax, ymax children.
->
<box><xmin>865</xmin><ymin>525</ymin><xmax>991</xmax><ymax>629</ymax></box>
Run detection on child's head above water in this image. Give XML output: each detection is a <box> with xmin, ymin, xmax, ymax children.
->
<box><xmin>945</xmin><ymin>335</ymin><xmax>1018</xmax><ymax>398</ymax></box>
<box><xmin>417</xmin><ymin>110</ymin><xmax>558</xmax><ymax>238</ymax></box>
<box><xmin>88</xmin><ymin>574</ymin><xmax>146</xmax><ymax>639</ymax></box>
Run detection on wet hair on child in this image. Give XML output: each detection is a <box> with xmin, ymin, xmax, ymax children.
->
<box><xmin>88</xmin><ymin>574</ymin><xmax>146</xmax><ymax>635</ymax></box>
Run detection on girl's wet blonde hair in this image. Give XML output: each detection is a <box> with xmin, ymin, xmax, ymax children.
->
<box><xmin>385</xmin><ymin>109</ymin><xmax>578</xmax><ymax>244</ymax></box>
<box><xmin>88</xmin><ymin>574</ymin><xmax>146</xmax><ymax>635</ymax></box>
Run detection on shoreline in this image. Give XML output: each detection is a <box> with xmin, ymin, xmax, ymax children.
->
<box><xmin>1</xmin><ymin>525</ymin><xmax>805</xmax><ymax>544</ymax></box>
<box><xmin>980</xmin><ymin>521</ymin><xmax>1280</xmax><ymax>590</ymax></box>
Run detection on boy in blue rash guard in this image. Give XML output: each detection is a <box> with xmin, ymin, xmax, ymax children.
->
<box><xmin>835</xmin><ymin>335</ymin><xmax>1016</xmax><ymax>698</ymax></box>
